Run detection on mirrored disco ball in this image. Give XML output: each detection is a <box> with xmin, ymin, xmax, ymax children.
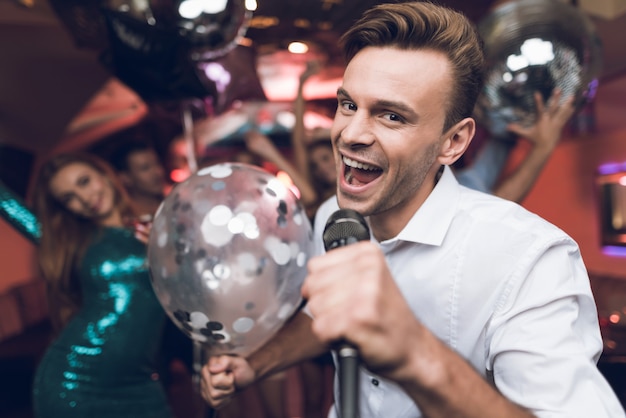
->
<box><xmin>474</xmin><ymin>0</ymin><xmax>602</xmax><ymax>139</ymax></box>
<box><xmin>148</xmin><ymin>163</ymin><xmax>313</xmax><ymax>356</ymax></box>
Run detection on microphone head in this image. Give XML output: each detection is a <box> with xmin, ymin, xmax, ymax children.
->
<box><xmin>323</xmin><ymin>209</ymin><xmax>370</xmax><ymax>251</ymax></box>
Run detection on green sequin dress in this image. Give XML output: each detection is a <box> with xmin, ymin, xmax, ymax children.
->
<box><xmin>0</xmin><ymin>183</ymin><xmax>172</xmax><ymax>418</ymax></box>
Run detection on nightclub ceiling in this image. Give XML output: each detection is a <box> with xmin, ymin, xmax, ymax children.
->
<box><xmin>1</xmin><ymin>0</ymin><xmax>625</xmax><ymax>156</ymax></box>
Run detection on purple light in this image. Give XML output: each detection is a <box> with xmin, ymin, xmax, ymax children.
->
<box><xmin>598</xmin><ymin>162</ymin><xmax>626</xmax><ymax>175</ymax></box>
<box><xmin>587</xmin><ymin>78</ymin><xmax>599</xmax><ymax>99</ymax></box>
<box><xmin>602</xmin><ymin>246</ymin><xmax>626</xmax><ymax>257</ymax></box>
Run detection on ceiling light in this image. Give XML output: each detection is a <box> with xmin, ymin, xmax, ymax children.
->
<box><xmin>288</xmin><ymin>42</ymin><xmax>308</xmax><ymax>54</ymax></box>
<box><xmin>245</xmin><ymin>0</ymin><xmax>257</xmax><ymax>11</ymax></box>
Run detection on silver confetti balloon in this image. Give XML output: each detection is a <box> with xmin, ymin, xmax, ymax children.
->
<box><xmin>148</xmin><ymin>163</ymin><xmax>313</xmax><ymax>356</ymax></box>
<box><xmin>474</xmin><ymin>0</ymin><xmax>602</xmax><ymax>139</ymax></box>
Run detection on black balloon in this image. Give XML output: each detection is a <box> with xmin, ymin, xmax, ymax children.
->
<box><xmin>98</xmin><ymin>0</ymin><xmax>256</xmax><ymax>106</ymax></box>
<box><xmin>197</xmin><ymin>44</ymin><xmax>268</xmax><ymax>115</ymax></box>
<box><xmin>474</xmin><ymin>0</ymin><xmax>603</xmax><ymax>139</ymax></box>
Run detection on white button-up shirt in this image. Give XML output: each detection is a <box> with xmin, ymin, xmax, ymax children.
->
<box><xmin>313</xmin><ymin>165</ymin><xmax>624</xmax><ymax>418</ymax></box>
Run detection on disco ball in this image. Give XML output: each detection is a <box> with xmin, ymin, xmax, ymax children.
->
<box><xmin>474</xmin><ymin>0</ymin><xmax>603</xmax><ymax>139</ymax></box>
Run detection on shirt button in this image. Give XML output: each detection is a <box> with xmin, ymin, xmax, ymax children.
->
<box><xmin>371</xmin><ymin>378</ymin><xmax>379</xmax><ymax>386</ymax></box>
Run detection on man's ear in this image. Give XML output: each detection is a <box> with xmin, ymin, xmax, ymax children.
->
<box><xmin>438</xmin><ymin>117</ymin><xmax>475</xmax><ymax>166</ymax></box>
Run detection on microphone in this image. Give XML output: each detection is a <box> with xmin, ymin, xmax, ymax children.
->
<box><xmin>323</xmin><ymin>209</ymin><xmax>370</xmax><ymax>418</ymax></box>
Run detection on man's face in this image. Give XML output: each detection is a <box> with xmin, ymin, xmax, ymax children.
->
<box><xmin>124</xmin><ymin>149</ymin><xmax>166</xmax><ymax>198</ymax></box>
<box><xmin>331</xmin><ymin>46</ymin><xmax>454</xmax><ymax>236</ymax></box>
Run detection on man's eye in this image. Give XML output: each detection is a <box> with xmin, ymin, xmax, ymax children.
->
<box><xmin>383</xmin><ymin>113</ymin><xmax>403</xmax><ymax>122</ymax></box>
<box><xmin>340</xmin><ymin>102</ymin><xmax>356</xmax><ymax>111</ymax></box>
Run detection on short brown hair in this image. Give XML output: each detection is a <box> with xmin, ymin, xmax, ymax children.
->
<box><xmin>340</xmin><ymin>1</ymin><xmax>485</xmax><ymax>131</ymax></box>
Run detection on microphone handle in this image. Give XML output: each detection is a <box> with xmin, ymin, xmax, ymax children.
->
<box><xmin>338</xmin><ymin>344</ymin><xmax>359</xmax><ymax>418</ymax></box>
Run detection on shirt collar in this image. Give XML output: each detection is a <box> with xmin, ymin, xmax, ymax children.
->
<box><xmin>393</xmin><ymin>165</ymin><xmax>460</xmax><ymax>246</ymax></box>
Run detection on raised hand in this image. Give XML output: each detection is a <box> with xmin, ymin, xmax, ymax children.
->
<box><xmin>301</xmin><ymin>241</ymin><xmax>423</xmax><ymax>383</ymax></box>
<box><xmin>506</xmin><ymin>89</ymin><xmax>576</xmax><ymax>151</ymax></box>
<box><xmin>492</xmin><ymin>89</ymin><xmax>577</xmax><ymax>202</ymax></box>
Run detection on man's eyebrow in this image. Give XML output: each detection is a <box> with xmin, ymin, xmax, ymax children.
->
<box><xmin>374</xmin><ymin>99</ymin><xmax>415</xmax><ymax>116</ymax></box>
<box><xmin>336</xmin><ymin>87</ymin><xmax>351</xmax><ymax>99</ymax></box>
<box><xmin>336</xmin><ymin>87</ymin><xmax>417</xmax><ymax>119</ymax></box>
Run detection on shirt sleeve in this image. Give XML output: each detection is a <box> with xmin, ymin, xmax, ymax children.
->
<box><xmin>486</xmin><ymin>238</ymin><xmax>625</xmax><ymax>417</ymax></box>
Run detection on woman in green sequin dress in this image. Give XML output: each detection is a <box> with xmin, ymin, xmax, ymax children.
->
<box><xmin>0</xmin><ymin>153</ymin><xmax>172</xmax><ymax>418</ymax></box>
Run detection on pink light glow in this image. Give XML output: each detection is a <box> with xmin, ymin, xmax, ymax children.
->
<box><xmin>610</xmin><ymin>313</ymin><xmax>621</xmax><ymax>324</ymax></box>
<box><xmin>276</xmin><ymin>170</ymin><xmax>301</xmax><ymax>199</ymax></box>
<box><xmin>170</xmin><ymin>168</ymin><xmax>190</xmax><ymax>183</ymax></box>
<box><xmin>261</xmin><ymin>75</ymin><xmax>342</xmax><ymax>102</ymax></box>
<box><xmin>256</xmin><ymin>51</ymin><xmax>342</xmax><ymax>101</ymax></box>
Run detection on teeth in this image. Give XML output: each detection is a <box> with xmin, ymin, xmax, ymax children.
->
<box><xmin>343</xmin><ymin>156</ymin><xmax>378</xmax><ymax>171</ymax></box>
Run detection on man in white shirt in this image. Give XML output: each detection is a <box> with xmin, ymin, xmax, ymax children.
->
<box><xmin>200</xmin><ymin>2</ymin><xmax>625</xmax><ymax>417</ymax></box>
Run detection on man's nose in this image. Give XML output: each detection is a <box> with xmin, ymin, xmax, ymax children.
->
<box><xmin>340</xmin><ymin>113</ymin><xmax>375</xmax><ymax>146</ymax></box>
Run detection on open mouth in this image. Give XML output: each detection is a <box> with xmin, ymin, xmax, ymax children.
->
<box><xmin>343</xmin><ymin>156</ymin><xmax>383</xmax><ymax>186</ymax></box>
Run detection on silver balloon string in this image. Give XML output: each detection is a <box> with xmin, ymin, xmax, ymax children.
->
<box><xmin>182</xmin><ymin>102</ymin><xmax>198</xmax><ymax>174</ymax></box>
